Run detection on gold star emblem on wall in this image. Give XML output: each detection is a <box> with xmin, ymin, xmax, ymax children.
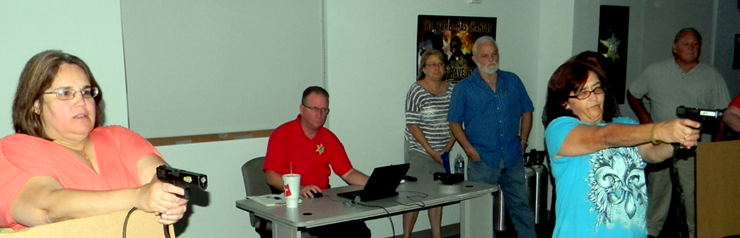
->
<box><xmin>599</xmin><ymin>33</ymin><xmax>621</xmax><ymax>64</ymax></box>
<box><xmin>316</xmin><ymin>144</ymin><xmax>325</xmax><ymax>155</ymax></box>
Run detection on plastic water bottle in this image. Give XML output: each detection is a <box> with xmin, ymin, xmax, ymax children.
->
<box><xmin>454</xmin><ymin>154</ymin><xmax>465</xmax><ymax>175</ymax></box>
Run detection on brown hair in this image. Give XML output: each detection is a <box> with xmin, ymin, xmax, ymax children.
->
<box><xmin>544</xmin><ymin>60</ymin><xmax>616</xmax><ymax>126</ymax></box>
<box><xmin>302</xmin><ymin>86</ymin><xmax>329</xmax><ymax>105</ymax></box>
<box><xmin>12</xmin><ymin>50</ymin><xmax>104</xmax><ymax>139</ymax></box>
<box><xmin>417</xmin><ymin>49</ymin><xmax>446</xmax><ymax>81</ymax></box>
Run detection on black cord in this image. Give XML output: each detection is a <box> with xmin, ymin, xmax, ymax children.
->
<box><xmin>328</xmin><ymin>194</ymin><xmax>440</xmax><ymax>237</ymax></box>
<box><xmin>396</xmin><ymin>190</ymin><xmax>429</xmax><ymax>207</ymax></box>
<box><xmin>350</xmin><ymin>201</ymin><xmax>394</xmax><ymax>237</ymax></box>
<box><xmin>394</xmin><ymin>199</ymin><xmax>426</xmax><ymax>208</ymax></box>
<box><xmin>163</xmin><ymin>224</ymin><xmax>172</xmax><ymax>238</ymax></box>
<box><xmin>122</xmin><ymin>207</ymin><xmax>137</xmax><ymax>238</ymax></box>
<box><xmin>121</xmin><ymin>207</ymin><xmax>171</xmax><ymax>238</ymax></box>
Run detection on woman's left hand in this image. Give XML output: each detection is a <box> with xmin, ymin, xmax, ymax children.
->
<box><xmin>158</xmin><ymin>201</ymin><xmax>187</xmax><ymax>225</ymax></box>
<box><xmin>136</xmin><ymin>181</ymin><xmax>189</xmax><ymax>225</ymax></box>
<box><xmin>157</xmin><ymin>195</ymin><xmax>188</xmax><ymax>225</ymax></box>
<box><xmin>656</xmin><ymin>118</ymin><xmax>701</xmax><ymax>148</ymax></box>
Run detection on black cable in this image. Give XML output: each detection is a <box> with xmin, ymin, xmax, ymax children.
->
<box><xmin>121</xmin><ymin>207</ymin><xmax>171</xmax><ymax>238</ymax></box>
<box><xmin>670</xmin><ymin>157</ymin><xmax>690</xmax><ymax>238</ymax></box>
<box><xmin>122</xmin><ymin>207</ymin><xmax>137</xmax><ymax>238</ymax></box>
<box><xmin>394</xmin><ymin>199</ymin><xmax>426</xmax><ymax>208</ymax></box>
<box><xmin>163</xmin><ymin>224</ymin><xmax>172</xmax><ymax>238</ymax></box>
<box><xmin>396</xmin><ymin>190</ymin><xmax>429</xmax><ymax>207</ymax></box>
<box><xmin>350</xmin><ymin>201</ymin><xmax>394</xmax><ymax>237</ymax></box>
<box><xmin>329</xmin><ymin>194</ymin><xmax>440</xmax><ymax>237</ymax></box>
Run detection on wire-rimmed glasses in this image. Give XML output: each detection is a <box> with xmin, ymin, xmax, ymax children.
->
<box><xmin>44</xmin><ymin>87</ymin><xmax>99</xmax><ymax>100</ymax></box>
<box><xmin>302</xmin><ymin>104</ymin><xmax>330</xmax><ymax>114</ymax></box>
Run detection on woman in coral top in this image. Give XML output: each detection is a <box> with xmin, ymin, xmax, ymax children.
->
<box><xmin>0</xmin><ymin>50</ymin><xmax>187</xmax><ymax>230</ymax></box>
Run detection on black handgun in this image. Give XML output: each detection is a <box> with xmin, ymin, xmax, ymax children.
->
<box><xmin>675</xmin><ymin>105</ymin><xmax>723</xmax><ymax>133</ymax></box>
<box><xmin>156</xmin><ymin>165</ymin><xmax>208</xmax><ymax>199</ymax></box>
<box><xmin>673</xmin><ymin>106</ymin><xmax>724</xmax><ymax>159</ymax></box>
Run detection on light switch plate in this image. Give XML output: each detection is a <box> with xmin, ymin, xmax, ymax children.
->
<box><xmin>468</xmin><ymin>0</ymin><xmax>482</xmax><ymax>4</ymax></box>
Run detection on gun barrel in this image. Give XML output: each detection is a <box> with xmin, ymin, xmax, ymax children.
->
<box><xmin>676</xmin><ymin>105</ymin><xmax>723</xmax><ymax>120</ymax></box>
<box><xmin>698</xmin><ymin>110</ymin><xmax>722</xmax><ymax>119</ymax></box>
<box><xmin>157</xmin><ymin>165</ymin><xmax>208</xmax><ymax>190</ymax></box>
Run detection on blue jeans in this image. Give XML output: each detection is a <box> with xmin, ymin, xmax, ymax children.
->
<box><xmin>468</xmin><ymin>158</ymin><xmax>537</xmax><ymax>238</ymax></box>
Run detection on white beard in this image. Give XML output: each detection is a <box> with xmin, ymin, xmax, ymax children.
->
<box><xmin>478</xmin><ymin>62</ymin><xmax>498</xmax><ymax>75</ymax></box>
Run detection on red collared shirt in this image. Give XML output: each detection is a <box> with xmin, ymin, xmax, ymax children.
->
<box><xmin>263</xmin><ymin>115</ymin><xmax>353</xmax><ymax>189</ymax></box>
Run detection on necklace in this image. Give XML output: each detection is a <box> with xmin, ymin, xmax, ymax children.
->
<box><xmin>72</xmin><ymin>147</ymin><xmax>90</xmax><ymax>162</ymax></box>
<box><xmin>57</xmin><ymin>140</ymin><xmax>91</xmax><ymax>162</ymax></box>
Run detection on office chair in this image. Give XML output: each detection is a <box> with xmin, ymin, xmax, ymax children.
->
<box><xmin>242</xmin><ymin>157</ymin><xmax>273</xmax><ymax>238</ymax></box>
<box><xmin>241</xmin><ymin>157</ymin><xmax>316</xmax><ymax>238</ymax></box>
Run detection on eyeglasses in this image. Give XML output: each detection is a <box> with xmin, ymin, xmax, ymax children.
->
<box><xmin>44</xmin><ymin>87</ymin><xmax>99</xmax><ymax>100</ymax></box>
<box><xmin>425</xmin><ymin>62</ymin><xmax>445</xmax><ymax>68</ymax></box>
<box><xmin>569</xmin><ymin>87</ymin><xmax>604</xmax><ymax>100</ymax></box>
<box><xmin>302</xmin><ymin>104</ymin><xmax>330</xmax><ymax>114</ymax></box>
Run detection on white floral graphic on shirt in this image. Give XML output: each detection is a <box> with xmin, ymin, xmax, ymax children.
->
<box><xmin>588</xmin><ymin>146</ymin><xmax>647</xmax><ymax>227</ymax></box>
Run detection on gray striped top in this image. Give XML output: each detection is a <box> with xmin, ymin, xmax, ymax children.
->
<box><xmin>404</xmin><ymin>82</ymin><xmax>454</xmax><ymax>153</ymax></box>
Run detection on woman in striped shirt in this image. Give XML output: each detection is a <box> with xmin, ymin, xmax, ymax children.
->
<box><xmin>402</xmin><ymin>49</ymin><xmax>456</xmax><ymax>238</ymax></box>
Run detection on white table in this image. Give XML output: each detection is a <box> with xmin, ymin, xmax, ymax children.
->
<box><xmin>235</xmin><ymin>180</ymin><xmax>497</xmax><ymax>238</ymax></box>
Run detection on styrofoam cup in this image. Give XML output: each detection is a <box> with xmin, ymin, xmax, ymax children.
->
<box><xmin>282</xmin><ymin>174</ymin><xmax>301</xmax><ymax>208</ymax></box>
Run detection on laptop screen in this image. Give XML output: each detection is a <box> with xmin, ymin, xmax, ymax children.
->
<box><xmin>339</xmin><ymin>163</ymin><xmax>409</xmax><ymax>202</ymax></box>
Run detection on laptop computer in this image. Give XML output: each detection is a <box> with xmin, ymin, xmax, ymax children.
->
<box><xmin>337</xmin><ymin>163</ymin><xmax>410</xmax><ymax>202</ymax></box>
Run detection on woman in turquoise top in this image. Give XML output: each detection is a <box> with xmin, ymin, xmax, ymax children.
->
<box><xmin>543</xmin><ymin>60</ymin><xmax>700</xmax><ymax>238</ymax></box>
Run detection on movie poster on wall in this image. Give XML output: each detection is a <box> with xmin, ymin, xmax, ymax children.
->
<box><xmin>417</xmin><ymin>15</ymin><xmax>497</xmax><ymax>82</ymax></box>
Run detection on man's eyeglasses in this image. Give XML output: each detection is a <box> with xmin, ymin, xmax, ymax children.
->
<box><xmin>302</xmin><ymin>104</ymin><xmax>330</xmax><ymax>114</ymax></box>
<box><xmin>569</xmin><ymin>87</ymin><xmax>604</xmax><ymax>100</ymax></box>
<box><xmin>425</xmin><ymin>62</ymin><xmax>445</xmax><ymax>68</ymax></box>
<box><xmin>44</xmin><ymin>87</ymin><xmax>99</xmax><ymax>100</ymax></box>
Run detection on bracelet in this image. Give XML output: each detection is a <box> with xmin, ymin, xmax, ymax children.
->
<box><xmin>519</xmin><ymin>138</ymin><xmax>528</xmax><ymax>145</ymax></box>
<box><xmin>650</xmin><ymin>124</ymin><xmax>660</xmax><ymax>145</ymax></box>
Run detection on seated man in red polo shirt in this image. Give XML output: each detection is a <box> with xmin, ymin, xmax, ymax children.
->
<box><xmin>263</xmin><ymin>86</ymin><xmax>371</xmax><ymax>238</ymax></box>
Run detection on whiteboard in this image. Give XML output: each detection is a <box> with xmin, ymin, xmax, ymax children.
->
<box><xmin>121</xmin><ymin>0</ymin><xmax>324</xmax><ymax>138</ymax></box>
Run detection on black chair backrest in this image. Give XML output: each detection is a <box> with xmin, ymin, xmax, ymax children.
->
<box><xmin>241</xmin><ymin>157</ymin><xmax>316</xmax><ymax>238</ymax></box>
<box><xmin>241</xmin><ymin>157</ymin><xmax>272</xmax><ymax>228</ymax></box>
<box><xmin>242</xmin><ymin>157</ymin><xmax>271</xmax><ymax>197</ymax></box>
